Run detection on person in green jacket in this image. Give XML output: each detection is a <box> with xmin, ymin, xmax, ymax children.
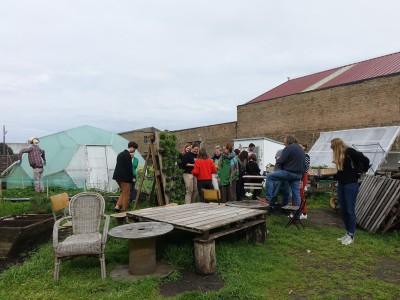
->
<box><xmin>217</xmin><ymin>143</ymin><xmax>239</xmax><ymax>202</ymax></box>
<box><xmin>129</xmin><ymin>151</ymin><xmax>139</xmax><ymax>202</ymax></box>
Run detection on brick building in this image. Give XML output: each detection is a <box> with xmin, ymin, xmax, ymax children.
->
<box><xmin>120</xmin><ymin>52</ymin><xmax>400</xmax><ymax>155</ymax></box>
<box><xmin>237</xmin><ymin>51</ymin><xmax>400</xmax><ymax>150</ymax></box>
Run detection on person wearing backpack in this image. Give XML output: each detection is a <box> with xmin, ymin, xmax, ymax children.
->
<box><xmin>331</xmin><ymin>138</ymin><xmax>370</xmax><ymax>245</ymax></box>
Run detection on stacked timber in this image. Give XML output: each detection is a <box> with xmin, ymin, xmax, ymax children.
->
<box><xmin>356</xmin><ymin>175</ymin><xmax>400</xmax><ymax>233</ymax></box>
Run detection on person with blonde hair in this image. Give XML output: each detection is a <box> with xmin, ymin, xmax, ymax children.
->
<box><xmin>330</xmin><ymin>138</ymin><xmax>369</xmax><ymax>245</ymax></box>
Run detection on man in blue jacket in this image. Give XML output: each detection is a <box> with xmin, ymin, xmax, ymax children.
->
<box><xmin>264</xmin><ymin>135</ymin><xmax>305</xmax><ymax>215</ymax></box>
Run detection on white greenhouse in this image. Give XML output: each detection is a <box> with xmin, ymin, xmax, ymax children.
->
<box><xmin>5</xmin><ymin>125</ymin><xmax>144</xmax><ymax>191</ymax></box>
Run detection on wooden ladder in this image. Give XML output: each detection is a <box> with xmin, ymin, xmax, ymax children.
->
<box><xmin>133</xmin><ymin>132</ymin><xmax>168</xmax><ymax>208</ymax></box>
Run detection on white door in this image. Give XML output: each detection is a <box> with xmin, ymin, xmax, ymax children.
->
<box><xmin>86</xmin><ymin>146</ymin><xmax>110</xmax><ymax>191</ymax></box>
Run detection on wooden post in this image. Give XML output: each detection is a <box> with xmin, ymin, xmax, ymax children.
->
<box><xmin>194</xmin><ymin>240</ymin><xmax>216</xmax><ymax>275</ymax></box>
<box><xmin>251</xmin><ymin>222</ymin><xmax>266</xmax><ymax>244</ymax></box>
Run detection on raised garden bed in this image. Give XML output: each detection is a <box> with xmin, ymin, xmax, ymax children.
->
<box><xmin>0</xmin><ymin>214</ymin><xmax>54</xmax><ymax>258</ymax></box>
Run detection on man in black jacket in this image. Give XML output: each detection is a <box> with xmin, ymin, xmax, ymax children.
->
<box><xmin>113</xmin><ymin>141</ymin><xmax>138</xmax><ymax>211</ymax></box>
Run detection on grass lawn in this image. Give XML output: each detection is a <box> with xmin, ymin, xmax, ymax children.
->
<box><xmin>0</xmin><ymin>190</ymin><xmax>399</xmax><ymax>299</ymax></box>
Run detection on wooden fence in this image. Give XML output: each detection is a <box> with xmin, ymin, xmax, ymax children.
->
<box><xmin>356</xmin><ymin>175</ymin><xmax>400</xmax><ymax>233</ymax></box>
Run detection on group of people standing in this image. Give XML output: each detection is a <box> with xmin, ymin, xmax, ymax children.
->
<box><xmin>112</xmin><ymin>135</ymin><xmax>369</xmax><ymax>246</ymax></box>
<box><xmin>180</xmin><ymin>142</ymin><xmax>270</xmax><ymax>204</ymax></box>
<box><xmin>180</xmin><ymin>143</ymin><xmax>242</xmax><ymax>203</ymax></box>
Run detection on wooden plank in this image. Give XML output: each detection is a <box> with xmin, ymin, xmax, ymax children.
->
<box><xmin>366</xmin><ymin>179</ymin><xmax>395</xmax><ymax>229</ymax></box>
<box><xmin>355</xmin><ymin>176</ymin><xmax>400</xmax><ymax>233</ymax></box>
<box><xmin>357</xmin><ymin>176</ymin><xmax>382</xmax><ymax>225</ymax></box>
<box><xmin>128</xmin><ymin>203</ymin><xmax>264</xmax><ymax>221</ymax></box>
<box><xmin>369</xmin><ymin>182</ymin><xmax>400</xmax><ymax>233</ymax></box>
<box><xmin>184</xmin><ymin>211</ymin><xmax>266</xmax><ymax>230</ymax></box>
<box><xmin>146</xmin><ymin>208</ymin><xmax>265</xmax><ymax>231</ymax></box>
<box><xmin>382</xmin><ymin>210</ymin><xmax>400</xmax><ymax>233</ymax></box>
<box><xmin>357</xmin><ymin>176</ymin><xmax>385</xmax><ymax>226</ymax></box>
<box><xmin>127</xmin><ymin>203</ymin><xmax>266</xmax><ymax>233</ymax></box>
<box><xmin>193</xmin><ymin>219</ymin><xmax>266</xmax><ymax>242</ymax></box>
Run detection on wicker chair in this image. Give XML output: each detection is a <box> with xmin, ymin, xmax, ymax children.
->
<box><xmin>52</xmin><ymin>192</ymin><xmax>110</xmax><ymax>281</ymax></box>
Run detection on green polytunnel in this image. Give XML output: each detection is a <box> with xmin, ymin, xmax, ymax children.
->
<box><xmin>5</xmin><ymin>125</ymin><xmax>144</xmax><ymax>191</ymax></box>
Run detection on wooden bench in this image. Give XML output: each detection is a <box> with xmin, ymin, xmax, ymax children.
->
<box><xmin>242</xmin><ymin>175</ymin><xmax>265</xmax><ymax>195</ymax></box>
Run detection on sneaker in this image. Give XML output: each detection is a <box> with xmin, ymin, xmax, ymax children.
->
<box><xmin>341</xmin><ymin>235</ymin><xmax>354</xmax><ymax>245</ymax></box>
<box><xmin>288</xmin><ymin>213</ymin><xmax>294</xmax><ymax>218</ymax></box>
<box><xmin>337</xmin><ymin>233</ymin><xmax>349</xmax><ymax>241</ymax></box>
<box><xmin>300</xmin><ymin>214</ymin><xmax>307</xmax><ymax>220</ymax></box>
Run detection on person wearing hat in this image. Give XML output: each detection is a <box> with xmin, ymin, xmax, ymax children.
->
<box><xmin>18</xmin><ymin>137</ymin><xmax>46</xmax><ymax>193</ymax></box>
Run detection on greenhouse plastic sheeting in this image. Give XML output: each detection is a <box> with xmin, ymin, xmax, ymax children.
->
<box><xmin>308</xmin><ymin>126</ymin><xmax>400</xmax><ymax>174</ymax></box>
<box><xmin>6</xmin><ymin>125</ymin><xmax>144</xmax><ymax>191</ymax></box>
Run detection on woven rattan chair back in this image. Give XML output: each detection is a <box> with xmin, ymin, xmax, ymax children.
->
<box><xmin>53</xmin><ymin>192</ymin><xmax>110</xmax><ymax>281</ymax></box>
<box><xmin>69</xmin><ymin>192</ymin><xmax>105</xmax><ymax>234</ymax></box>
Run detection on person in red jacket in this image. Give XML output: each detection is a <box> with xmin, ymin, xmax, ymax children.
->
<box><xmin>192</xmin><ymin>148</ymin><xmax>217</xmax><ymax>202</ymax></box>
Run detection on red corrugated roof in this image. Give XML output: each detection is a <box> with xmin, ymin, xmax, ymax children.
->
<box><xmin>319</xmin><ymin>52</ymin><xmax>400</xmax><ymax>88</ymax></box>
<box><xmin>246</xmin><ymin>68</ymin><xmax>341</xmax><ymax>104</ymax></box>
<box><xmin>245</xmin><ymin>51</ymin><xmax>400</xmax><ymax>105</ymax></box>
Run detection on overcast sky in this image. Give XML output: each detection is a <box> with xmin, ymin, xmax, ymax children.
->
<box><xmin>1</xmin><ymin>0</ymin><xmax>399</xmax><ymax>143</ymax></box>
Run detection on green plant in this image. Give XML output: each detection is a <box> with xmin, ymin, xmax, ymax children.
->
<box><xmin>159</xmin><ymin>131</ymin><xmax>185</xmax><ymax>204</ymax></box>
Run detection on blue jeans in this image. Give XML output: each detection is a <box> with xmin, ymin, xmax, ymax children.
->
<box><xmin>266</xmin><ymin>170</ymin><xmax>302</xmax><ymax>207</ymax></box>
<box><xmin>271</xmin><ymin>180</ymin><xmax>291</xmax><ymax>207</ymax></box>
<box><xmin>337</xmin><ymin>182</ymin><xmax>359</xmax><ymax>236</ymax></box>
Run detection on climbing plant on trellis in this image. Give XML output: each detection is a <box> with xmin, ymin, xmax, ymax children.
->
<box><xmin>159</xmin><ymin>131</ymin><xmax>185</xmax><ymax>204</ymax></box>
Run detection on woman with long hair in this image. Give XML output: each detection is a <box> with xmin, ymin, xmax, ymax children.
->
<box><xmin>330</xmin><ymin>138</ymin><xmax>369</xmax><ymax>245</ymax></box>
<box><xmin>181</xmin><ymin>143</ymin><xmax>200</xmax><ymax>203</ymax></box>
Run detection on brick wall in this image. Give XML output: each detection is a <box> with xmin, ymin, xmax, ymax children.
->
<box><xmin>119</xmin><ymin>75</ymin><xmax>399</xmax><ymax>156</ymax></box>
<box><xmin>119</xmin><ymin>130</ymin><xmax>161</xmax><ymax>157</ymax></box>
<box><xmin>171</xmin><ymin>122</ymin><xmax>237</xmax><ymax>155</ymax></box>
<box><xmin>237</xmin><ymin>74</ymin><xmax>400</xmax><ymax>150</ymax></box>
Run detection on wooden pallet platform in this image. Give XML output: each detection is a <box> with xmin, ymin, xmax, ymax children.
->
<box><xmin>356</xmin><ymin>175</ymin><xmax>400</xmax><ymax>233</ymax></box>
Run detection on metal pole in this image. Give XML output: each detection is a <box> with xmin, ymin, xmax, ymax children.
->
<box><xmin>2</xmin><ymin>125</ymin><xmax>5</xmax><ymax>155</ymax></box>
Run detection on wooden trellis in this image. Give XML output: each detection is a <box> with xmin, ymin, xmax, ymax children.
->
<box><xmin>356</xmin><ymin>175</ymin><xmax>400</xmax><ymax>233</ymax></box>
<box><xmin>133</xmin><ymin>132</ymin><xmax>168</xmax><ymax>208</ymax></box>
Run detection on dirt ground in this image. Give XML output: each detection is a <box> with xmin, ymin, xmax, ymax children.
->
<box><xmin>1</xmin><ymin>208</ymin><xmax>398</xmax><ymax>297</ymax></box>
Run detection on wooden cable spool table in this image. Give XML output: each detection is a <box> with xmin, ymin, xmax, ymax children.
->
<box><xmin>108</xmin><ymin>221</ymin><xmax>174</xmax><ymax>280</ymax></box>
<box><xmin>226</xmin><ymin>200</ymin><xmax>269</xmax><ymax>210</ymax></box>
